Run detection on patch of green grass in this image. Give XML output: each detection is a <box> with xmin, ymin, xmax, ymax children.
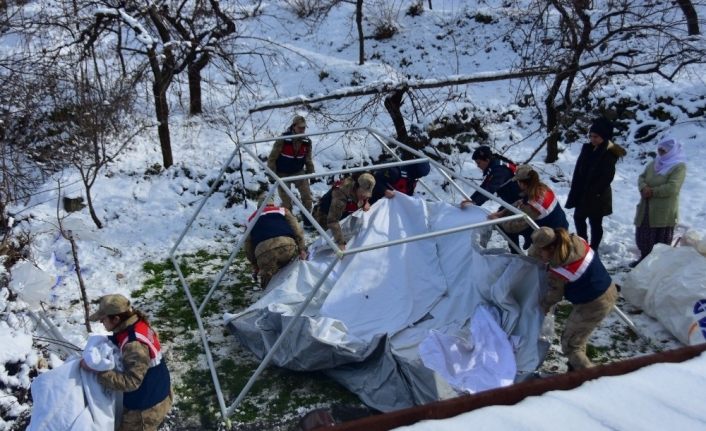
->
<box><xmin>137</xmin><ymin>249</ymin><xmax>365</xmax><ymax>429</ymax></box>
<box><xmin>554</xmin><ymin>303</ymin><xmax>573</xmax><ymax>322</ymax></box>
<box><xmin>175</xmin><ymin>355</ymin><xmax>361</xmax><ymax>427</ymax></box>
<box><xmin>586</xmin><ymin>343</ymin><xmax>611</xmax><ymax>361</ymax></box>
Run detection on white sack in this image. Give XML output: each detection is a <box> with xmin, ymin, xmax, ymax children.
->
<box><xmin>28</xmin><ymin>338</ymin><xmax>119</xmax><ymax>431</ymax></box>
<box><xmin>622</xmin><ymin>243</ymin><xmax>706</xmax><ymax>345</ymax></box>
<box><xmin>419</xmin><ymin>305</ymin><xmax>516</xmax><ymax>394</ymax></box>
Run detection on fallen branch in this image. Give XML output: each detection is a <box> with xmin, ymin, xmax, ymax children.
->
<box><xmin>249</xmin><ymin>67</ymin><xmax>556</xmax><ymax>113</ymax></box>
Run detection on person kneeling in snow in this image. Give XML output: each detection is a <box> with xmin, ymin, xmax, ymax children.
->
<box><xmin>82</xmin><ymin>294</ymin><xmax>172</xmax><ymax>431</ymax></box>
<box><xmin>245</xmin><ymin>196</ymin><xmax>308</xmax><ymax>289</ymax></box>
<box><xmin>532</xmin><ymin>227</ymin><xmax>618</xmax><ymax>370</ymax></box>
<box><xmin>313</xmin><ymin>173</ymin><xmax>375</xmax><ymax>250</ymax></box>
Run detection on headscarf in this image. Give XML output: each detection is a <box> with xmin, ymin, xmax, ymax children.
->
<box><xmin>653</xmin><ymin>137</ymin><xmax>686</xmax><ymax>176</ymax></box>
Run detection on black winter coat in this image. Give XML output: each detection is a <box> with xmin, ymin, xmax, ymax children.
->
<box><xmin>565</xmin><ymin>141</ymin><xmax>626</xmax><ymax>217</ymax></box>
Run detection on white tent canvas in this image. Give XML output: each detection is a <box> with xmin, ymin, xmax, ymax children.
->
<box><xmin>226</xmin><ymin>195</ymin><xmax>547</xmax><ymax>411</ymax></box>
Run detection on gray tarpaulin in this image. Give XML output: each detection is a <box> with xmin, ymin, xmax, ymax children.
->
<box><xmin>225</xmin><ymin>195</ymin><xmax>547</xmax><ymax>412</ymax></box>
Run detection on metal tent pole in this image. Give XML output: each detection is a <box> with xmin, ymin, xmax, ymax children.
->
<box><xmin>226</xmin><ymin>257</ymin><xmax>340</xmax><ymax>417</ymax></box>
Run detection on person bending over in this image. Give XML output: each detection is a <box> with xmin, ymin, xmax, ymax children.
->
<box><xmin>313</xmin><ymin>173</ymin><xmax>375</xmax><ymax>250</ymax></box>
<box><xmin>82</xmin><ymin>294</ymin><xmax>172</xmax><ymax>431</ymax></box>
<box><xmin>532</xmin><ymin>227</ymin><xmax>618</xmax><ymax>370</ymax></box>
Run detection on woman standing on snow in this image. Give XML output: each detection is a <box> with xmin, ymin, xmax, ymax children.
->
<box><xmin>531</xmin><ymin>227</ymin><xmax>618</xmax><ymax>370</ymax></box>
<box><xmin>82</xmin><ymin>294</ymin><xmax>172</xmax><ymax>431</ymax></box>
<box><xmin>565</xmin><ymin>117</ymin><xmax>626</xmax><ymax>252</ymax></box>
<box><xmin>631</xmin><ymin>137</ymin><xmax>687</xmax><ymax>267</ymax></box>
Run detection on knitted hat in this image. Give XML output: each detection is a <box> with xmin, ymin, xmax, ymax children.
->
<box><xmin>472</xmin><ymin>145</ymin><xmax>493</xmax><ymax>161</ymax></box>
<box><xmin>89</xmin><ymin>294</ymin><xmax>131</xmax><ymax>321</ymax></box>
<box><xmin>531</xmin><ymin>227</ymin><xmax>556</xmax><ymax>249</ymax></box>
<box><xmin>291</xmin><ymin>115</ymin><xmax>307</xmax><ymax>128</ymax></box>
<box><xmin>513</xmin><ymin>164</ymin><xmax>534</xmax><ymax>181</ymax></box>
<box><xmin>405</xmin><ymin>160</ymin><xmax>431</xmax><ymax>179</ymax></box>
<box><xmin>357</xmin><ymin>173</ymin><xmax>376</xmax><ymax>198</ymax></box>
<box><xmin>589</xmin><ymin>117</ymin><xmax>613</xmax><ymax>142</ymax></box>
<box><xmin>256</xmin><ymin>193</ymin><xmax>275</xmax><ymax>207</ymax></box>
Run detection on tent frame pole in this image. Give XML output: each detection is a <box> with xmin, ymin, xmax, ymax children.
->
<box><xmin>170</xmin><ymin>127</ymin><xmax>545</xmax><ymax>420</ymax></box>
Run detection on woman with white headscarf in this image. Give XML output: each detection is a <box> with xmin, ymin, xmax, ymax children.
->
<box><xmin>630</xmin><ymin>137</ymin><xmax>687</xmax><ymax>267</ymax></box>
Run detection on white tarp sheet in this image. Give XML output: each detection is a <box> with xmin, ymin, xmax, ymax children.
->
<box><xmin>28</xmin><ymin>336</ymin><xmax>120</xmax><ymax>431</ymax></box>
<box><xmin>226</xmin><ymin>195</ymin><xmax>547</xmax><ymax>411</ymax></box>
<box><xmin>419</xmin><ymin>305</ymin><xmax>516</xmax><ymax>394</ymax></box>
<box><xmin>622</xmin><ymin>243</ymin><xmax>706</xmax><ymax>345</ymax></box>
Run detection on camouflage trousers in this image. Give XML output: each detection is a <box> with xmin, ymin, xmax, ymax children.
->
<box><xmin>562</xmin><ymin>283</ymin><xmax>619</xmax><ymax>370</ymax></box>
<box><xmin>118</xmin><ymin>392</ymin><xmax>172</xmax><ymax>431</ymax></box>
<box><xmin>312</xmin><ymin>204</ymin><xmax>327</xmax><ymax>229</ymax></box>
<box><xmin>277</xmin><ymin>171</ymin><xmax>313</xmax><ymax>213</ymax></box>
<box><xmin>255</xmin><ymin>236</ymin><xmax>298</xmax><ymax>289</ymax></box>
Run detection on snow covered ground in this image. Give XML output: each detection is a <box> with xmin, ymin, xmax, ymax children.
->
<box><xmin>1</xmin><ymin>1</ymin><xmax>705</xmax><ymax>429</ymax></box>
<box><xmin>394</xmin><ymin>351</ymin><xmax>706</xmax><ymax>431</ymax></box>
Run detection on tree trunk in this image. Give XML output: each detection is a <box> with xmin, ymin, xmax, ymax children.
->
<box><xmin>428</xmin><ymin>0</ymin><xmax>432</xmax><ymax>9</ymax></box>
<box><xmin>188</xmin><ymin>53</ymin><xmax>210</xmax><ymax>116</ymax></box>
<box><xmin>356</xmin><ymin>0</ymin><xmax>364</xmax><ymax>65</ymax></box>
<box><xmin>544</xmin><ymin>80</ymin><xmax>563</xmax><ymax>163</ymax></box>
<box><xmin>544</xmin><ymin>119</ymin><xmax>560</xmax><ymax>163</ymax></box>
<box><xmin>84</xmin><ymin>185</ymin><xmax>103</xmax><ymax>229</ymax></box>
<box><xmin>67</xmin><ymin>231</ymin><xmax>92</xmax><ymax>333</ymax></box>
<box><xmin>676</xmin><ymin>0</ymin><xmax>700</xmax><ymax>35</ymax></box>
<box><xmin>384</xmin><ymin>89</ymin><xmax>409</xmax><ymax>143</ymax></box>
<box><xmin>154</xmin><ymin>80</ymin><xmax>173</xmax><ymax>168</ymax></box>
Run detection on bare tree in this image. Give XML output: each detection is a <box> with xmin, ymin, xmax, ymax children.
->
<box><xmin>59</xmin><ymin>66</ymin><xmax>146</xmax><ymax>229</ymax></box>
<box><xmin>162</xmin><ymin>0</ymin><xmax>259</xmax><ymax>115</ymax></box>
<box><xmin>510</xmin><ymin>0</ymin><xmax>706</xmax><ymax>161</ymax></box>
<box><xmin>676</xmin><ymin>0</ymin><xmax>700</xmax><ymax>35</ymax></box>
<box><xmin>56</xmin><ymin>181</ymin><xmax>92</xmax><ymax>333</ymax></box>
<box><xmin>356</xmin><ymin>0</ymin><xmax>364</xmax><ymax>64</ymax></box>
<box><xmin>76</xmin><ymin>0</ymin><xmax>244</xmax><ymax>167</ymax></box>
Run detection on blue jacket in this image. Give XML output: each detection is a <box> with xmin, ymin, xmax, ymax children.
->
<box><xmin>517</xmin><ymin>194</ymin><xmax>568</xmax><ymax>249</ymax></box>
<box><xmin>249</xmin><ymin>206</ymin><xmax>296</xmax><ymax>250</ymax></box>
<box><xmin>275</xmin><ymin>132</ymin><xmax>313</xmax><ymax>174</ymax></box>
<box><xmin>471</xmin><ymin>159</ymin><xmax>521</xmax><ymax>206</ymax></box>
<box><xmin>110</xmin><ymin>321</ymin><xmax>171</xmax><ymax>410</ymax></box>
<box><xmin>551</xmin><ymin>245</ymin><xmax>612</xmax><ymax>304</ymax></box>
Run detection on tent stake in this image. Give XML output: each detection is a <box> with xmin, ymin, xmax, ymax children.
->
<box><xmin>612</xmin><ymin>305</ymin><xmax>651</xmax><ymax>343</ymax></box>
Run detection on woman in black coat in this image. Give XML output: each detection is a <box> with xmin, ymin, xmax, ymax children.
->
<box><xmin>565</xmin><ymin>118</ymin><xmax>626</xmax><ymax>251</ymax></box>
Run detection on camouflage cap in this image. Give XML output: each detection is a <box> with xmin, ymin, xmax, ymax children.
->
<box><xmin>513</xmin><ymin>164</ymin><xmax>535</xmax><ymax>181</ymax></box>
<box><xmin>357</xmin><ymin>173</ymin><xmax>376</xmax><ymax>198</ymax></box>
<box><xmin>291</xmin><ymin>115</ymin><xmax>307</xmax><ymax>128</ymax></box>
<box><xmin>531</xmin><ymin>227</ymin><xmax>556</xmax><ymax>249</ymax></box>
<box><xmin>256</xmin><ymin>192</ymin><xmax>276</xmax><ymax>207</ymax></box>
<box><xmin>89</xmin><ymin>294</ymin><xmax>131</xmax><ymax>321</ymax></box>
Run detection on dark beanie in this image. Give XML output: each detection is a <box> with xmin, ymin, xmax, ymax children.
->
<box><xmin>404</xmin><ymin>160</ymin><xmax>431</xmax><ymax>179</ymax></box>
<box><xmin>589</xmin><ymin>117</ymin><xmax>613</xmax><ymax>142</ymax></box>
<box><xmin>472</xmin><ymin>145</ymin><xmax>493</xmax><ymax>161</ymax></box>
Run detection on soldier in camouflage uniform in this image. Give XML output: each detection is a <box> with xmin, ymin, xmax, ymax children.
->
<box><xmin>245</xmin><ymin>199</ymin><xmax>307</xmax><ymax>289</ymax></box>
<box><xmin>267</xmin><ymin>115</ymin><xmax>315</xmax><ymax>213</ymax></box>
<box><xmin>532</xmin><ymin>227</ymin><xmax>618</xmax><ymax>370</ymax></box>
<box><xmin>83</xmin><ymin>294</ymin><xmax>172</xmax><ymax>431</ymax></box>
<box><xmin>313</xmin><ymin>173</ymin><xmax>375</xmax><ymax>250</ymax></box>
